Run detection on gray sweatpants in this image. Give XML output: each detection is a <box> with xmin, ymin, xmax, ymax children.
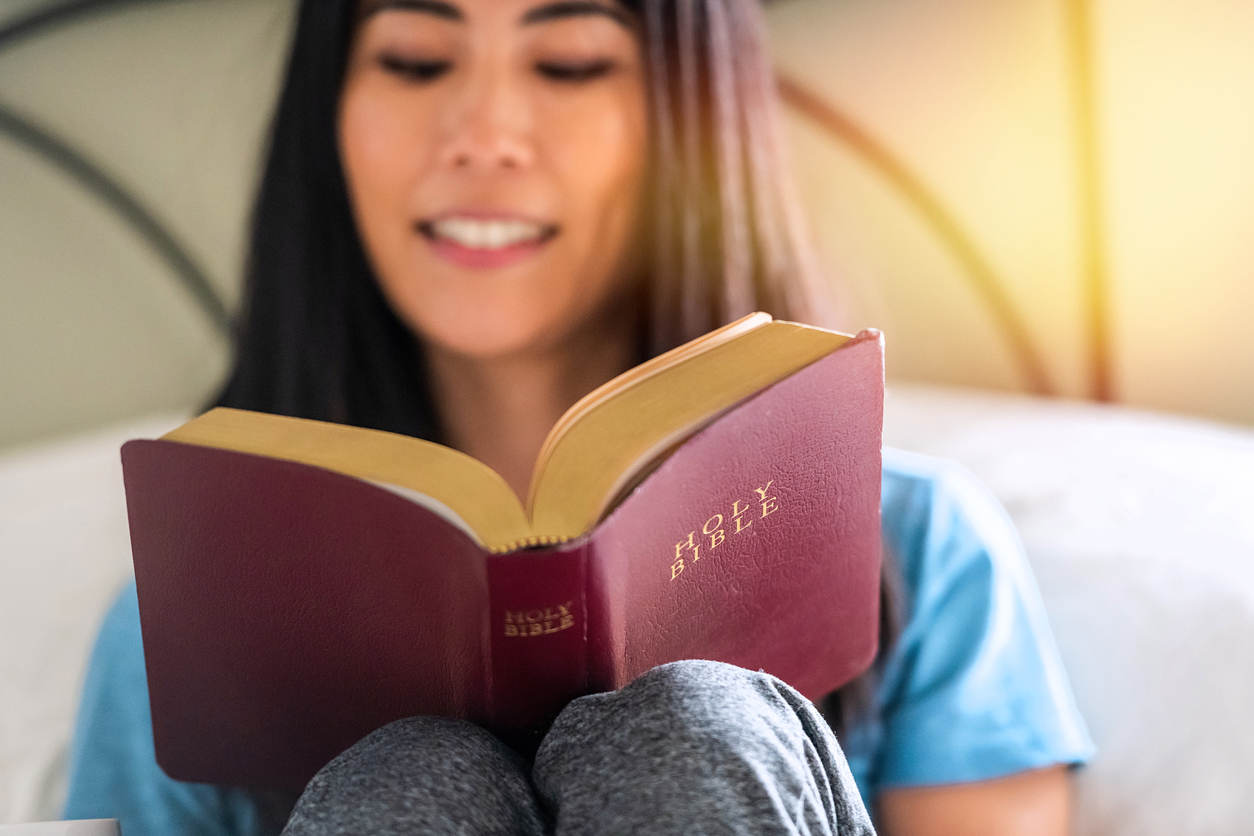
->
<box><xmin>281</xmin><ymin>660</ymin><xmax>875</xmax><ymax>836</ymax></box>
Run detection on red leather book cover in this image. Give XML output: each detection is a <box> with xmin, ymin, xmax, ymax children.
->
<box><xmin>121</xmin><ymin>330</ymin><xmax>884</xmax><ymax>790</ymax></box>
<box><xmin>584</xmin><ymin>329</ymin><xmax>884</xmax><ymax>698</ymax></box>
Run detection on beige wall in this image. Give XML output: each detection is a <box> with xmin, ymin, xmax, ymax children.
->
<box><xmin>0</xmin><ymin>0</ymin><xmax>292</xmax><ymax>450</ymax></box>
<box><xmin>0</xmin><ymin>0</ymin><xmax>1251</xmax><ymax>453</ymax></box>
<box><xmin>770</xmin><ymin>0</ymin><xmax>1087</xmax><ymax>397</ymax></box>
<box><xmin>768</xmin><ymin>0</ymin><xmax>1254</xmax><ymax>422</ymax></box>
<box><xmin>1097</xmin><ymin>0</ymin><xmax>1254</xmax><ymax>421</ymax></box>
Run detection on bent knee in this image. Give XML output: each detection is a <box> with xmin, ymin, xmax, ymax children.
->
<box><xmin>627</xmin><ymin>659</ymin><xmax>807</xmax><ymax>718</ymax></box>
<box><xmin>553</xmin><ymin>660</ymin><xmax>813</xmax><ymax>747</ymax></box>
<box><xmin>315</xmin><ymin>716</ymin><xmax>515</xmax><ymax>786</ymax></box>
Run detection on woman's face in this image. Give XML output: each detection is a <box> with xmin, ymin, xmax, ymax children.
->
<box><xmin>340</xmin><ymin>0</ymin><xmax>647</xmax><ymax>360</ymax></box>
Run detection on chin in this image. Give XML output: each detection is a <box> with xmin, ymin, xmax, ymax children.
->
<box><xmin>383</xmin><ymin>260</ymin><xmax>614</xmax><ymax>361</ymax></box>
<box><xmin>416</xmin><ymin>308</ymin><xmax>562</xmax><ymax>361</ymax></box>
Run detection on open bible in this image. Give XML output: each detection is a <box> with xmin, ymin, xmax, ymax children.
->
<box><xmin>121</xmin><ymin>314</ymin><xmax>886</xmax><ymax>790</ymax></box>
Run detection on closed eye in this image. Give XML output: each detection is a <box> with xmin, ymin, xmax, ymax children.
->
<box><xmin>536</xmin><ymin>59</ymin><xmax>615</xmax><ymax>82</ymax></box>
<box><xmin>378</xmin><ymin>54</ymin><xmax>453</xmax><ymax>82</ymax></box>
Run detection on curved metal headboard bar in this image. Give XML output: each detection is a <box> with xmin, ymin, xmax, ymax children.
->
<box><xmin>0</xmin><ymin>0</ymin><xmax>232</xmax><ymax>339</ymax></box>
<box><xmin>1064</xmin><ymin>0</ymin><xmax>1110</xmax><ymax>402</ymax></box>
<box><xmin>776</xmin><ymin>73</ymin><xmax>1054</xmax><ymax>396</ymax></box>
<box><xmin>1</xmin><ymin>1</ymin><xmax>1053</xmax><ymax>393</ymax></box>
<box><xmin>0</xmin><ymin>0</ymin><xmax>157</xmax><ymax>52</ymax></box>
<box><xmin>0</xmin><ymin>101</ymin><xmax>233</xmax><ymax>337</ymax></box>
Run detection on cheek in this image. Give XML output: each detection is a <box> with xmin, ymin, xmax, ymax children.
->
<box><xmin>553</xmin><ymin>92</ymin><xmax>647</xmax><ymax>225</ymax></box>
<box><xmin>504</xmin><ymin>87</ymin><xmax>646</xmax><ymax>337</ymax></box>
<box><xmin>339</xmin><ymin>82</ymin><xmax>430</xmax><ymax>257</ymax></box>
<box><xmin>534</xmin><ymin>84</ymin><xmax>648</xmax><ymax>325</ymax></box>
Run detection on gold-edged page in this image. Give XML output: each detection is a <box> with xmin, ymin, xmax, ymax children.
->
<box><xmin>528</xmin><ymin>321</ymin><xmax>852</xmax><ymax>539</ymax></box>
<box><xmin>163</xmin><ymin>408</ymin><xmax>529</xmax><ymax>550</ymax></box>
<box><xmin>528</xmin><ymin>312</ymin><xmax>773</xmax><ymax>505</ymax></box>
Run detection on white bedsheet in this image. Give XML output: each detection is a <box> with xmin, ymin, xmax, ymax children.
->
<box><xmin>0</xmin><ymin>414</ymin><xmax>184</xmax><ymax>824</ymax></box>
<box><xmin>1</xmin><ymin>387</ymin><xmax>1252</xmax><ymax>833</ymax></box>
<box><xmin>883</xmin><ymin>384</ymin><xmax>1254</xmax><ymax>836</ymax></box>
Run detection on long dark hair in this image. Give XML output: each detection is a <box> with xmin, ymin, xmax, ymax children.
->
<box><xmin>218</xmin><ymin>0</ymin><xmax>892</xmax><ymax>741</ymax></box>
<box><xmin>217</xmin><ymin>0</ymin><xmax>830</xmax><ymax>431</ymax></box>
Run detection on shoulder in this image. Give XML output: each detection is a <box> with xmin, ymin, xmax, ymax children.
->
<box><xmin>880</xmin><ymin>447</ymin><xmax>1029</xmax><ymax>606</ymax></box>
<box><xmin>868</xmin><ymin>448</ymin><xmax>1094</xmax><ymax>790</ymax></box>
<box><xmin>72</xmin><ymin>583</ymin><xmax>148</xmax><ymax>733</ymax></box>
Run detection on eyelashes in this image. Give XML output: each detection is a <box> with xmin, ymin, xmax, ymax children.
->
<box><xmin>535</xmin><ymin>59</ymin><xmax>616</xmax><ymax>82</ymax></box>
<box><xmin>378</xmin><ymin>53</ymin><xmax>617</xmax><ymax>84</ymax></box>
<box><xmin>378</xmin><ymin>54</ymin><xmax>452</xmax><ymax>82</ymax></box>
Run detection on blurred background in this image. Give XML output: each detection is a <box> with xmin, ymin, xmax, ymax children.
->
<box><xmin>4</xmin><ymin>2</ymin><xmax>1254</xmax><ymax>831</ymax></box>
<box><xmin>1</xmin><ymin>0</ymin><xmax>1252</xmax><ymax>454</ymax></box>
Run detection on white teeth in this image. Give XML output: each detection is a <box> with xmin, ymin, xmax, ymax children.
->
<box><xmin>432</xmin><ymin>217</ymin><xmax>547</xmax><ymax>250</ymax></box>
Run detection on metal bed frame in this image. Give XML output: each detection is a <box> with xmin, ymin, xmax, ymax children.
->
<box><xmin>0</xmin><ymin>0</ymin><xmax>1112</xmax><ymax>398</ymax></box>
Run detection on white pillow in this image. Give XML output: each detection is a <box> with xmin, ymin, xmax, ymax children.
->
<box><xmin>0</xmin><ymin>820</ymin><xmax>118</xmax><ymax>835</ymax></box>
<box><xmin>0</xmin><ymin>415</ymin><xmax>183</xmax><ymax>823</ymax></box>
<box><xmin>4</xmin><ymin>390</ymin><xmax>1254</xmax><ymax>834</ymax></box>
<box><xmin>884</xmin><ymin>383</ymin><xmax>1254</xmax><ymax>836</ymax></box>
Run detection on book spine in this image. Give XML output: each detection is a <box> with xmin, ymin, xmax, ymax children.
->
<box><xmin>485</xmin><ymin>543</ymin><xmax>589</xmax><ymax>733</ymax></box>
<box><xmin>584</xmin><ymin>539</ymin><xmax>626</xmax><ymax>692</ymax></box>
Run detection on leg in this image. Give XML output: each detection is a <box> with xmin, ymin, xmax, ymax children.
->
<box><xmin>533</xmin><ymin>660</ymin><xmax>875</xmax><ymax>836</ymax></box>
<box><xmin>281</xmin><ymin>716</ymin><xmax>549</xmax><ymax>836</ymax></box>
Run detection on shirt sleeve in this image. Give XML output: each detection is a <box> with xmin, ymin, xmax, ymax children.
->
<box><xmin>64</xmin><ymin>582</ymin><xmax>294</xmax><ymax>836</ymax></box>
<box><xmin>868</xmin><ymin>449</ymin><xmax>1094</xmax><ymax>791</ymax></box>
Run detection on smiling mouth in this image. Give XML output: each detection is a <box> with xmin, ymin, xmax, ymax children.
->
<box><xmin>417</xmin><ymin>216</ymin><xmax>559</xmax><ymax>250</ymax></box>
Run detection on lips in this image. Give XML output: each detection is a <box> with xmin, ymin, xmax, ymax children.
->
<box><xmin>417</xmin><ymin>214</ymin><xmax>558</xmax><ymax>269</ymax></box>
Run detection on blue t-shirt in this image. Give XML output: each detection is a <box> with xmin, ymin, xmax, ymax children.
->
<box><xmin>64</xmin><ymin>448</ymin><xmax>1093</xmax><ymax>832</ymax></box>
<box><xmin>845</xmin><ymin>449</ymin><xmax>1093</xmax><ymax>807</ymax></box>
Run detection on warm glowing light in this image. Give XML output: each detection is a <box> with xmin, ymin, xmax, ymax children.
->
<box><xmin>768</xmin><ymin>0</ymin><xmax>1254</xmax><ymax>425</ymax></box>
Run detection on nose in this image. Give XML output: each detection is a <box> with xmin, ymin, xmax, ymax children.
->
<box><xmin>439</xmin><ymin>65</ymin><xmax>535</xmax><ymax>172</ymax></box>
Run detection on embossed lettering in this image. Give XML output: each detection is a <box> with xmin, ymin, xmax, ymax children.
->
<box><xmin>668</xmin><ymin>478</ymin><xmax>782</xmax><ymax>580</ymax></box>
<box><xmin>503</xmin><ymin>601</ymin><xmax>576</xmax><ymax>637</ymax></box>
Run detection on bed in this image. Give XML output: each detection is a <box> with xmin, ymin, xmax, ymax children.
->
<box><xmin>3</xmin><ymin>386</ymin><xmax>1253</xmax><ymax>834</ymax></box>
<box><xmin>2</xmin><ymin>0</ymin><xmax>1253</xmax><ymax>832</ymax></box>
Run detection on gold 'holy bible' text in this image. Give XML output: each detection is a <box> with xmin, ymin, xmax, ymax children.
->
<box><xmin>503</xmin><ymin>602</ymin><xmax>575</xmax><ymax>637</ymax></box>
<box><xmin>669</xmin><ymin>479</ymin><xmax>780</xmax><ymax>581</ymax></box>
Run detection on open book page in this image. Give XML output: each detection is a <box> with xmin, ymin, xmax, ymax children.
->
<box><xmin>161</xmin><ymin>315</ymin><xmax>851</xmax><ymax>552</ymax></box>
<box><xmin>526</xmin><ymin>320</ymin><xmax>851</xmax><ymax>539</ymax></box>
<box><xmin>535</xmin><ymin>313</ymin><xmax>773</xmax><ymax>464</ymax></box>
<box><xmin>162</xmin><ymin>410</ymin><xmax>529</xmax><ymax>549</ymax></box>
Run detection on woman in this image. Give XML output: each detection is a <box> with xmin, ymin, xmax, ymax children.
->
<box><xmin>64</xmin><ymin>0</ymin><xmax>1093</xmax><ymax>833</ymax></box>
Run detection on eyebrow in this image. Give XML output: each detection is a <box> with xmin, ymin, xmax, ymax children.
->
<box><xmin>361</xmin><ymin>0</ymin><xmax>462</xmax><ymax>22</ymax></box>
<box><xmin>521</xmin><ymin>1</ymin><xmax>633</xmax><ymax>28</ymax></box>
<box><xmin>360</xmin><ymin>0</ymin><xmax>632</xmax><ymax>29</ymax></box>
